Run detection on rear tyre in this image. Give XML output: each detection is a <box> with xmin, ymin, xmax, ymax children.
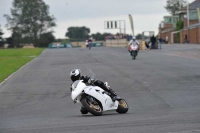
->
<box><xmin>81</xmin><ymin>97</ymin><xmax>102</xmax><ymax>116</ymax></box>
<box><xmin>116</xmin><ymin>99</ymin><xmax>129</xmax><ymax>114</ymax></box>
<box><xmin>80</xmin><ymin>107</ymin><xmax>88</xmax><ymax>114</ymax></box>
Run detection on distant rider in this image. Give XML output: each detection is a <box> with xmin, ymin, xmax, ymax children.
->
<box><xmin>87</xmin><ymin>37</ymin><xmax>93</xmax><ymax>48</ymax></box>
<box><xmin>128</xmin><ymin>36</ymin><xmax>140</xmax><ymax>55</ymax></box>
<box><xmin>85</xmin><ymin>40</ymin><xmax>88</xmax><ymax>47</ymax></box>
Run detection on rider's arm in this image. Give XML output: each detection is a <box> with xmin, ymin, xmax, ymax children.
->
<box><xmin>80</xmin><ymin>75</ymin><xmax>96</xmax><ymax>85</ymax></box>
<box><xmin>128</xmin><ymin>40</ymin><xmax>132</xmax><ymax>46</ymax></box>
<box><xmin>136</xmin><ymin>40</ymin><xmax>140</xmax><ymax>45</ymax></box>
<box><xmin>80</xmin><ymin>75</ymin><xmax>90</xmax><ymax>83</ymax></box>
<box><xmin>93</xmin><ymin>80</ymin><xmax>109</xmax><ymax>90</ymax></box>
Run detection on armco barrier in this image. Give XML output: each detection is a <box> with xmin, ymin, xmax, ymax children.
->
<box><xmin>105</xmin><ymin>39</ymin><xmax>148</xmax><ymax>50</ymax></box>
<box><xmin>48</xmin><ymin>44</ymin><xmax>73</xmax><ymax>48</ymax></box>
<box><xmin>71</xmin><ymin>42</ymin><xmax>103</xmax><ymax>48</ymax></box>
<box><xmin>92</xmin><ymin>42</ymin><xmax>103</xmax><ymax>47</ymax></box>
<box><xmin>49</xmin><ymin>42</ymin><xmax>103</xmax><ymax>48</ymax></box>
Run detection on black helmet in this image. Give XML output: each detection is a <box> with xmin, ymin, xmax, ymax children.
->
<box><xmin>70</xmin><ymin>69</ymin><xmax>81</xmax><ymax>82</ymax></box>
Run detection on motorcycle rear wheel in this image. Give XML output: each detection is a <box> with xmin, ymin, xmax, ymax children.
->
<box><xmin>116</xmin><ymin>99</ymin><xmax>129</xmax><ymax>114</ymax></box>
<box><xmin>81</xmin><ymin>97</ymin><xmax>102</xmax><ymax>116</ymax></box>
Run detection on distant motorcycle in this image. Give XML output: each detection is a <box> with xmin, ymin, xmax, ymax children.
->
<box><xmin>88</xmin><ymin>42</ymin><xmax>92</xmax><ymax>49</ymax></box>
<box><xmin>129</xmin><ymin>44</ymin><xmax>139</xmax><ymax>59</ymax></box>
<box><xmin>71</xmin><ymin>80</ymin><xmax>129</xmax><ymax>116</ymax></box>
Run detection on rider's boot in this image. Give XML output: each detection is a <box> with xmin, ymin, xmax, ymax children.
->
<box><xmin>109</xmin><ymin>88</ymin><xmax>120</xmax><ymax>101</ymax></box>
<box><xmin>103</xmin><ymin>82</ymin><xmax>120</xmax><ymax>101</ymax></box>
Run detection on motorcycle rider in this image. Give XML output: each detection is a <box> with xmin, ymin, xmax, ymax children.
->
<box><xmin>128</xmin><ymin>36</ymin><xmax>140</xmax><ymax>55</ymax></box>
<box><xmin>87</xmin><ymin>37</ymin><xmax>93</xmax><ymax>49</ymax></box>
<box><xmin>70</xmin><ymin>69</ymin><xmax>119</xmax><ymax>101</ymax></box>
<box><xmin>85</xmin><ymin>40</ymin><xmax>88</xmax><ymax>48</ymax></box>
<box><xmin>70</xmin><ymin>69</ymin><xmax>120</xmax><ymax>114</ymax></box>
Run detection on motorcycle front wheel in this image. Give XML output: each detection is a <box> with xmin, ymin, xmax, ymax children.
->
<box><xmin>81</xmin><ymin>97</ymin><xmax>102</xmax><ymax>116</ymax></box>
<box><xmin>116</xmin><ymin>99</ymin><xmax>129</xmax><ymax>114</ymax></box>
<box><xmin>131</xmin><ymin>51</ymin><xmax>136</xmax><ymax>59</ymax></box>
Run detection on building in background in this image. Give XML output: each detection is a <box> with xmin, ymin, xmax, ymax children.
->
<box><xmin>159</xmin><ymin>0</ymin><xmax>200</xmax><ymax>44</ymax></box>
<box><xmin>159</xmin><ymin>16</ymin><xmax>179</xmax><ymax>43</ymax></box>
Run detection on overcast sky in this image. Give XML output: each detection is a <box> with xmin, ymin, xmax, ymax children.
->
<box><xmin>0</xmin><ymin>0</ymin><xmax>195</xmax><ymax>39</ymax></box>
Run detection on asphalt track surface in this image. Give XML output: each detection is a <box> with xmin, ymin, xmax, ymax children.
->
<box><xmin>0</xmin><ymin>45</ymin><xmax>200</xmax><ymax>133</ymax></box>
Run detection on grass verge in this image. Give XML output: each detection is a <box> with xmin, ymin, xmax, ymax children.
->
<box><xmin>0</xmin><ymin>48</ymin><xmax>45</xmax><ymax>83</ymax></box>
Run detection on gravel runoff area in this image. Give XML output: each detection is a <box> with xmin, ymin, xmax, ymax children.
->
<box><xmin>0</xmin><ymin>44</ymin><xmax>200</xmax><ymax>133</ymax></box>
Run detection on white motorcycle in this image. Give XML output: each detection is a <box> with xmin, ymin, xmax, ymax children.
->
<box><xmin>130</xmin><ymin>44</ymin><xmax>139</xmax><ymax>60</ymax></box>
<box><xmin>71</xmin><ymin>80</ymin><xmax>129</xmax><ymax>116</ymax></box>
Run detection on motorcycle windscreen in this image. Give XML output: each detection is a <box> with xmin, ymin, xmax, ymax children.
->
<box><xmin>71</xmin><ymin>80</ymin><xmax>86</xmax><ymax>101</ymax></box>
<box><xmin>131</xmin><ymin>45</ymin><xmax>138</xmax><ymax>50</ymax></box>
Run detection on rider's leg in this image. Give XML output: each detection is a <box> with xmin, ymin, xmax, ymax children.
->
<box><xmin>93</xmin><ymin>80</ymin><xmax>118</xmax><ymax>100</ymax></box>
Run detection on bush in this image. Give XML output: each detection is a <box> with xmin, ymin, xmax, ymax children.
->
<box><xmin>176</xmin><ymin>21</ymin><xmax>183</xmax><ymax>31</ymax></box>
<box><xmin>175</xmin><ymin>21</ymin><xmax>184</xmax><ymax>42</ymax></box>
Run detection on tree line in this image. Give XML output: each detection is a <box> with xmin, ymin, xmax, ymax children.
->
<box><xmin>0</xmin><ymin>0</ymin><xmax>186</xmax><ymax>48</ymax></box>
<box><xmin>65</xmin><ymin>26</ymin><xmax>119</xmax><ymax>41</ymax></box>
<box><xmin>1</xmin><ymin>0</ymin><xmax>56</xmax><ymax>48</ymax></box>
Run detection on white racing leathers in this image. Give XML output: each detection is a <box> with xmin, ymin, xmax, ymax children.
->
<box><xmin>128</xmin><ymin>40</ymin><xmax>139</xmax><ymax>51</ymax></box>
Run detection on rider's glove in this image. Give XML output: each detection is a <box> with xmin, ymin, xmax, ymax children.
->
<box><xmin>88</xmin><ymin>78</ymin><xmax>95</xmax><ymax>84</ymax></box>
<box><xmin>104</xmin><ymin>82</ymin><xmax>110</xmax><ymax>89</ymax></box>
<box><xmin>81</xmin><ymin>75</ymin><xmax>90</xmax><ymax>83</ymax></box>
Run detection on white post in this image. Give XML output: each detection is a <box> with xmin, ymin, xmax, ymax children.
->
<box><xmin>171</xmin><ymin>32</ymin><xmax>173</xmax><ymax>44</ymax></box>
<box><xmin>187</xmin><ymin>0</ymin><xmax>189</xmax><ymax>27</ymax></box>
<box><xmin>133</xmin><ymin>19</ymin><xmax>134</xmax><ymax>37</ymax></box>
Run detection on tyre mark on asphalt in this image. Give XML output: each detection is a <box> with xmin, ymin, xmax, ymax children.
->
<box><xmin>0</xmin><ymin>93</ymin><xmax>71</xmax><ymax>110</ymax></box>
<box><xmin>112</xmin><ymin>53</ymin><xmax>120</xmax><ymax>57</ymax></box>
<box><xmin>77</xmin><ymin>50</ymin><xmax>170</xmax><ymax>115</ymax></box>
<box><xmin>39</xmin><ymin>90</ymin><xmax>50</xmax><ymax>101</ymax></box>
<box><xmin>1</xmin><ymin>118</ymin><xmax>200</xmax><ymax>132</ymax></box>
<box><xmin>166</xmin><ymin>130</ymin><xmax>200</xmax><ymax>133</ymax></box>
<box><xmin>90</xmin><ymin>54</ymin><xmax>171</xmax><ymax>116</ymax></box>
<box><xmin>165</xmin><ymin>53</ymin><xmax>200</xmax><ymax>61</ymax></box>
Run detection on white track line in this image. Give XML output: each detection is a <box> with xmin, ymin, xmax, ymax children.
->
<box><xmin>0</xmin><ymin>57</ymin><xmax>37</xmax><ymax>87</ymax></box>
<box><xmin>81</xmin><ymin>61</ymin><xmax>95</xmax><ymax>77</ymax></box>
<box><xmin>0</xmin><ymin>49</ymin><xmax>46</xmax><ymax>87</ymax></box>
<box><xmin>112</xmin><ymin>53</ymin><xmax>120</xmax><ymax>57</ymax></box>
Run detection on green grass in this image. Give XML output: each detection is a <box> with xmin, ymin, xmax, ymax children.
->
<box><xmin>0</xmin><ymin>48</ymin><xmax>45</xmax><ymax>83</ymax></box>
<box><xmin>0</xmin><ymin>48</ymin><xmax>45</xmax><ymax>57</ymax></box>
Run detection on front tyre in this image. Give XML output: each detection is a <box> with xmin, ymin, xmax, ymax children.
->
<box><xmin>80</xmin><ymin>107</ymin><xmax>88</xmax><ymax>114</ymax></box>
<box><xmin>131</xmin><ymin>51</ymin><xmax>136</xmax><ymax>59</ymax></box>
<box><xmin>88</xmin><ymin>43</ymin><xmax>91</xmax><ymax>49</ymax></box>
<box><xmin>81</xmin><ymin>97</ymin><xmax>102</xmax><ymax>116</ymax></box>
<box><xmin>116</xmin><ymin>99</ymin><xmax>129</xmax><ymax>114</ymax></box>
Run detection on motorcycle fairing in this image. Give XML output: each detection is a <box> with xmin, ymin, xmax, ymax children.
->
<box><xmin>84</xmin><ymin>86</ymin><xmax>118</xmax><ymax>111</ymax></box>
<box><xmin>71</xmin><ymin>80</ymin><xmax>86</xmax><ymax>102</ymax></box>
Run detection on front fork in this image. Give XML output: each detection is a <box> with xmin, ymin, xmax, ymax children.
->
<box><xmin>81</xmin><ymin>95</ymin><xmax>97</xmax><ymax>105</ymax></box>
<box><xmin>131</xmin><ymin>50</ymin><xmax>138</xmax><ymax>56</ymax></box>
